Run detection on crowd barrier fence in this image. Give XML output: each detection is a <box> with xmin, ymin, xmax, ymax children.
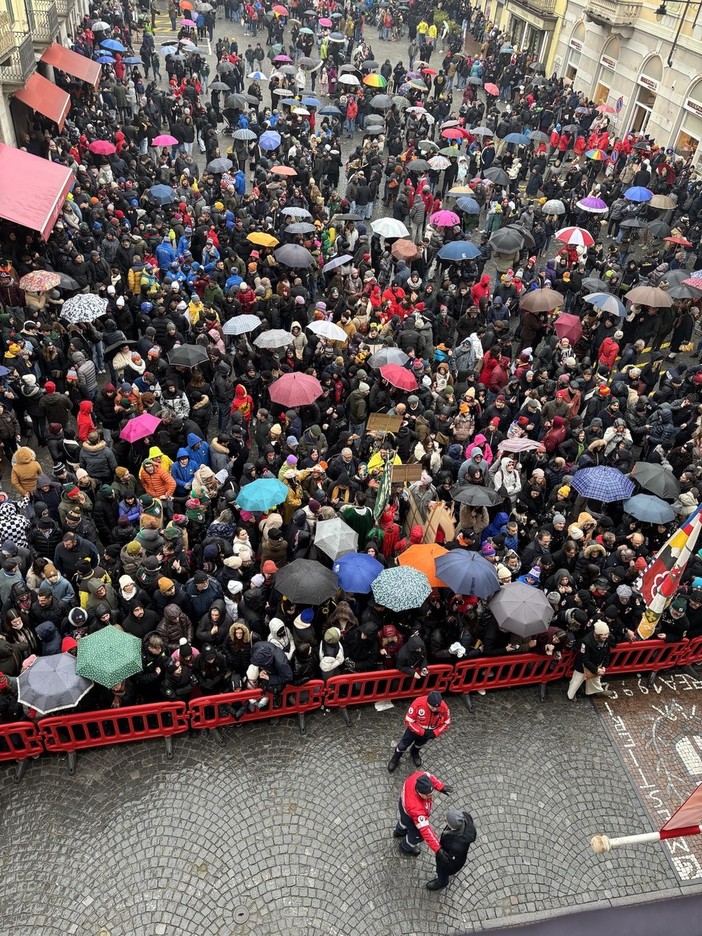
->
<box><xmin>0</xmin><ymin>721</ymin><xmax>43</xmax><ymax>781</ymax></box>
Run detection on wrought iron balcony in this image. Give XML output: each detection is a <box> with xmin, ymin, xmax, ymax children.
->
<box><xmin>0</xmin><ymin>28</ymin><xmax>36</xmax><ymax>85</ymax></box>
<box><xmin>513</xmin><ymin>0</ymin><xmax>557</xmax><ymax>15</ymax></box>
<box><xmin>586</xmin><ymin>0</ymin><xmax>643</xmax><ymax>26</ymax></box>
<box><xmin>54</xmin><ymin>0</ymin><xmax>73</xmax><ymax>17</ymax></box>
<box><xmin>29</xmin><ymin>0</ymin><xmax>59</xmax><ymax>45</ymax></box>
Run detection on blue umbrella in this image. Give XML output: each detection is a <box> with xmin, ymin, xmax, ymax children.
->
<box><xmin>123</xmin><ymin>56</ymin><xmax>144</xmax><ymax>64</ymax></box>
<box><xmin>435</xmin><ymin>551</ymin><xmax>501</xmax><ymax>598</ymax></box>
<box><xmin>259</xmin><ymin>130</ymin><xmax>282</xmax><ymax>150</ymax></box>
<box><xmin>623</xmin><ymin>494</ymin><xmax>675</xmax><ymax>524</ymax></box>
<box><xmin>318</xmin><ymin>104</ymin><xmax>342</xmax><ymax>116</ymax></box>
<box><xmin>149</xmin><ymin>184</ymin><xmax>176</xmax><ymax>205</ymax></box>
<box><xmin>248</xmin><ymin>70</ymin><xmax>267</xmax><ymax>80</ymax></box>
<box><xmin>236</xmin><ymin>477</ymin><xmax>289</xmax><ymax>512</ymax></box>
<box><xmin>96</xmin><ymin>54</ymin><xmax>115</xmax><ymax>63</ymax></box>
<box><xmin>503</xmin><ymin>132</ymin><xmax>530</xmax><ymax>145</ymax></box>
<box><xmin>301</xmin><ymin>96</ymin><xmax>321</xmax><ymax>107</ymax></box>
<box><xmin>583</xmin><ymin>292</ymin><xmax>626</xmax><ymax>317</ymax></box>
<box><xmin>624</xmin><ymin>186</ymin><xmax>653</xmax><ymax>202</ymax></box>
<box><xmin>571</xmin><ymin>466</ymin><xmax>635</xmax><ymax>503</ymax></box>
<box><xmin>456</xmin><ymin>196</ymin><xmax>481</xmax><ymax>215</ymax></box>
<box><xmin>100</xmin><ymin>38</ymin><xmax>126</xmax><ymax>51</ymax></box>
<box><xmin>438</xmin><ymin>240</ymin><xmax>481</xmax><ymax>261</ymax></box>
<box><xmin>333</xmin><ymin>552</ymin><xmax>384</xmax><ymax>593</ymax></box>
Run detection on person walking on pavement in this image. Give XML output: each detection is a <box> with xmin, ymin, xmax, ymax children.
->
<box><xmin>566</xmin><ymin>621</ymin><xmax>616</xmax><ymax>700</ymax></box>
<box><xmin>394</xmin><ymin>770</ymin><xmax>453</xmax><ymax>856</ymax></box>
<box><xmin>426</xmin><ymin>810</ymin><xmax>477</xmax><ymax>891</ymax></box>
<box><xmin>387</xmin><ymin>690</ymin><xmax>451</xmax><ymax>772</ymax></box>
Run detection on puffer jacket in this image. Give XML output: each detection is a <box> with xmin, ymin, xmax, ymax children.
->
<box><xmin>156</xmin><ymin>604</ymin><xmax>194</xmax><ymax>653</ymax></box>
<box><xmin>71</xmin><ymin>352</ymin><xmax>98</xmax><ymax>396</ymax></box>
<box><xmin>79</xmin><ymin>438</ymin><xmax>118</xmax><ymax>482</ymax></box>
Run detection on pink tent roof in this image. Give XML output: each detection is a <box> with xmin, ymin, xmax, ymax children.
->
<box><xmin>0</xmin><ymin>144</ymin><xmax>74</xmax><ymax>240</ymax></box>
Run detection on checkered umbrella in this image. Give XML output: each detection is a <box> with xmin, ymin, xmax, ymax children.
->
<box><xmin>60</xmin><ymin>293</ymin><xmax>108</xmax><ymax>324</ymax></box>
<box><xmin>18</xmin><ymin>653</ymin><xmax>93</xmax><ymax>714</ymax></box>
<box><xmin>571</xmin><ymin>466</ymin><xmax>635</xmax><ymax>503</ymax></box>
<box><xmin>371</xmin><ymin>566</ymin><xmax>431</xmax><ymax>612</ymax></box>
<box><xmin>76</xmin><ymin>626</ymin><xmax>143</xmax><ymax>688</ymax></box>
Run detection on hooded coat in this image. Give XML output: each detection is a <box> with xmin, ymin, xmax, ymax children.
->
<box><xmin>11</xmin><ymin>447</ymin><xmax>41</xmax><ymax>495</ymax></box>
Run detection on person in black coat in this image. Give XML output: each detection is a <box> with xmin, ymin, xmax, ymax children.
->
<box><xmin>427</xmin><ymin>810</ymin><xmax>477</xmax><ymax>891</ymax></box>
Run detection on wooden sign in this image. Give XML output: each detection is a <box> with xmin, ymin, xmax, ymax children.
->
<box><xmin>392</xmin><ymin>464</ymin><xmax>423</xmax><ymax>483</ymax></box>
<box><xmin>367</xmin><ymin>413</ymin><xmax>403</xmax><ymax>434</ymax></box>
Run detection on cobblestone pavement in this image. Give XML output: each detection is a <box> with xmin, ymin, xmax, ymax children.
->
<box><xmin>2</xmin><ymin>683</ymin><xmax>700</xmax><ymax>936</ymax></box>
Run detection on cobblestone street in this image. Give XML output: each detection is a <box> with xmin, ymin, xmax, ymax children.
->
<box><xmin>3</xmin><ymin>682</ymin><xmax>700</xmax><ymax>935</ymax></box>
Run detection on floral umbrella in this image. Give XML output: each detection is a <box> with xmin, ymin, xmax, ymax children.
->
<box><xmin>371</xmin><ymin>566</ymin><xmax>431</xmax><ymax>612</ymax></box>
<box><xmin>19</xmin><ymin>270</ymin><xmax>62</xmax><ymax>292</ymax></box>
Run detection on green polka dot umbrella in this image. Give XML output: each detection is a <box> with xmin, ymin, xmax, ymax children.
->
<box><xmin>371</xmin><ymin>566</ymin><xmax>431</xmax><ymax>612</ymax></box>
<box><xmin>75</xmin><ymin>626</ymin><xmax>143</xmax><ymax>688</ymax></box>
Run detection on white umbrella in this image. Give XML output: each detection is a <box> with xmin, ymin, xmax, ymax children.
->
<box><xmin>60</xmin><ymin>293</ymin><xmax>108</xmax><ymax>323</ymax></box>
<box><xmin>314</xmin><ymin>517</ymin><xmax>359</xmax><ymax>560</ymax></box>
<box><xmin>253</xmin><ymin>329</ymin><xmax>294</xmax><ymax>349</ymax></box>
<box><xmin>338</xmin><ymin>73</ymin><xmax>360</xmax><ymax>85</ymax></box>
<box><xmin>307</xmin><ymin>320</ymin><xmax>347</xmax><ymax>341</ymax></box>
<box><xmin>371</xmin><ymin>218</ymin><xmax>409</xmax><ymax>238</ymax></box>
<box><xmin>223</xmin><ymin>315</ymin><xmax>262</xmax><ymax>335</ymax></box>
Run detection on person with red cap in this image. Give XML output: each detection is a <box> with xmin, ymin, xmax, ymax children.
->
<box><xmin>387</xmin><ymin>691</ymin><xmax>451</xmax><ymax>772</ymax></box>
<box><xmin>394</xmin><ymin>770</ymin><xmax>453</xmax><ymax>856</ymax></box>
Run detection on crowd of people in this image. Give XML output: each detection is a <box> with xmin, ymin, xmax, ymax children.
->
<box><xmin>2</xmin><ymin>0</ymin><xmax>702</xmax><ymax>725</ymax></box>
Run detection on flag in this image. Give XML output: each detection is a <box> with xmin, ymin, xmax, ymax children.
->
<box><xmin>373</xmin><ymin>455</ymin><xmax>394</xmax><ymax>522</ymax></box>
<box><xmin>637</xmin><ymin>507</ymin><xmax>702</xmax><ymax>639</ymax></box>
<box><xmin>660</xmin><ymin>783</ymin><xmax>702</xmax><ymax>838</ymax></box>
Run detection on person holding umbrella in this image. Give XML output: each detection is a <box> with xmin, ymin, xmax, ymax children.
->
<box><xmin>387</xmin><ymin>690</ymin><xmax>451</xmax><ymax>772</ymax></box>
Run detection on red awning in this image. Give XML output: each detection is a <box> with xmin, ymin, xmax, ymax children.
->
<box><xmin>0</xmin><ymin>143</ymin><xmax>74</xmax><ymax>240</ymax></box>
<box><xmin>14</xmin><ymin>73</ymin><xmax>71</xmax><ymax>132</ymax></box>
<box><xmin>41</xmin><ymin>42</ymin><xmax>101</xmax><ymax>90</ymax></box>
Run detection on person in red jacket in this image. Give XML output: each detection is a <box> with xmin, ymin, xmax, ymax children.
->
<box><xmin>598</xmin><ymin>329</ymin><xmax>623</xmax><ymax>369</ymax></box>
<box><xmin>387</xmin><ymin>691</ymin><xmax>451</xmax><ymax>771</ymax></box>
<box><xmin>394</xmin><ymin>770</ymin><xmax>453</xmax><ymax>855</ymax></box>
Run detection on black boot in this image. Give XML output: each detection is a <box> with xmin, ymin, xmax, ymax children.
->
<box><xmin>387</xmin><ymin>751</ymin><xmax>402</xmax><ymax>772</ymax></box>
<box><xmin>410</xmin><ymin>746</ymin><xmax>422</xmax><ymax>767</ymax></box>
<box><xmin>426</xmin><ymin>879</ymin><xmax>447</xmax><ymax>890</ymax></box>
<box><xmin>232</xmin><ymin>704</ymin><xmax>248</xmax><ymax>721</ymax></box>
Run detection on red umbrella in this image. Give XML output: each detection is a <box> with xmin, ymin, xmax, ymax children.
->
<box><xmin>484</xmin><ymin>82</ymin><xmax>499</xmax><ymax>95</ymax></box>
<box><xmin>421</xmin><ymin>67</ymin><xmax>438</xmax><ymax>76</ymax></box>
<box><xmin>665</xmin><ymin>236</ymin><xmax>693</xmax><ymax>247</ymax></box>
<box><xmin>88</xmin><ymin>140</ymin><xmax>116</xmax><ymax>155</ymax></box>
<box><xmin>441</xmin><ymin>127</ymin><xmax>468</xmax><ymax>140</ymax></box>
<box><xmin>268</xmin><ymin>372</ymin><xmax>323</xmax><ymax>406</ymax></box>
<box><xmin>391</xmin><ymin>239</ymin><xmax>419</xmax><ymax>260</ymax></box>
<box><xmin>553</xmin><ymin>313</ymin><xmax>583</xmax><ymax>345</ymax></box>
<box><xmin>379</xmin><ymin>364</ymin><xmax>418</xmax><ymax>391</ymax></box>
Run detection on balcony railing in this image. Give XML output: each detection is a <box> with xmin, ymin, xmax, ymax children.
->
<box><xmin>586</xmin><ymin>0</ymin><xmax>642</xmax><ymax>26</ymax></box>
<box><xmin>0</xmin><ymin>29</ymin><xmax>36</xmax><ymax>85</ymax></box>
<box><xmin>0</xmin><ymin>10</ymin><xmax>15</xmax><ymax>64</ymax></box>
<box><xmin>54</xmin><ymin>0</ymin><xmax>73</xmax><ymax>17</ymax></box>
<box><xmin>514</xmin><ymin>0</ymin><xmax>557</xmax><ymax>15</ymax></box>
<box><xmin>29</xmin><ymin>0</ymin><xmax>59</xmax><ymax>45</ymax></box>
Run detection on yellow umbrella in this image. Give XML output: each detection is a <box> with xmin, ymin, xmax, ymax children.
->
<box><xmin>247</xmin><ymin>232</ymin><xmax>279</xmax><ymax>247</ymax></box>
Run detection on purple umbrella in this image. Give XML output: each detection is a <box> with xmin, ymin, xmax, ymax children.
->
<box><xmin>120</xmin><ymin>413</ymin><xmax>162</xmax><ymax>442</ymax></box>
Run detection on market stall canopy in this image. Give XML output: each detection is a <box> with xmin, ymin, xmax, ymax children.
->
<box><xmin>0</xmin><ymin>143</ymin><xmax>74</xmax><ymax>240</ymax></box>
<box><xmin>41</xmin><ymin>42</ymin><xmax>102</xmax><ymax>89</ymax></box>
<box><xmin>14</xmin><ymin>73</ymin><xmax>71</xmax><ymax>131</ymax></box>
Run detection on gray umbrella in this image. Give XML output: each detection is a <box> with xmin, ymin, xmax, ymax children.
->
<box><xmin>253</xmin><ymin>329</ymin><xmax>294</xmax><ymax>349</ymax></box>
<box><xmin>371</xmin><ymin>94</ymin><xmax>393</xmax><ymax>110</ymax></box>
<box><xmin>273</xmin><ymin>559</ymin><xmax>339</xmax><ymax>604</ymax></box>
<box><xmin>488</xmin><ymin>582</ymin><xmax>554</xmax><ymax>638</ymax></box>
<box><xmin>314</xmin><ymin>517</ymin><xmax>359</xmax><ymax>560</ymax></box>
<box><xmin>17</xmin><ymin>653</ymin><xmax>93</xmax><ymax>715</ymax></box>
<box><xmin>368</xmin><ymin>347</ymin><xmax>410</xmax><ymax>368</ymax></box>
<box><xmin>489</xmin><ymin>228</ymin><xmax>524</xmax><ymax>252</ymax></box>
<box><xmin>274</xmin><ymin>244</ymin><xmax>314</xmax><ymax>268</ymax></box>
<box><xmin>483</xmin><ymin>167</ymin><xmax>510</xmax><ymax>186</ymax></box>
<box><xmin>206</xmin><ymin>157</ymin><xmax>233</xmax><ymax>173</ymax></box>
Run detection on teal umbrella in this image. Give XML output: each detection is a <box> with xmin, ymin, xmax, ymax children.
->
<box><xmin>371</xmin><ymin>566</ymin><xmax>431</xmax><ymax>612</ymax></box>
<box><xmin>236</xmin><ymin>477</ymin><xmax>289</xmax><ymax>512</ymax></box>
<box><xmin>75</xmin><ymin>626</ymin><xmax>142</xmax><ymax>688</ymax></box>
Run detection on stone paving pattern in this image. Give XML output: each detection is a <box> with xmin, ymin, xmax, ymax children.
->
<box><xmin>1</xmin><ymin>685</ymin><xmax>695</xmax><ymax>935</ymax></box>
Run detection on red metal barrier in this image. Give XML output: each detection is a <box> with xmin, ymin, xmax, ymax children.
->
<box><xmin>40</xmin><ymin>702</ymin><xmax>189</xmax><ymax>773</ymax></box>
<box><xmin>682</xmin><ymin>635</ymin><xmax>702</xmax><ymax>666</ymax></box>
<box><xmin>323</xmin><ymin>665</ymin><xmax>454</xmax><ymax>723</ymax></box>
<box><xmin>449</xmin><ymin>652</ymin><xmax>571</xmax><ymax>699</ymax></box>
<box><xmin>188</xmin><ymin>681</ymin><xmax>326</xmax><ymax>738</ymax></box>
<box><xmin>606</xmin><ymin>639</ymin><xmax>689</xmax><ymax>675</ymax></box>
<box><xmin>0</xmin><ymin>721</ymin><xmax>43</xmax><ymax>782</ymax></box>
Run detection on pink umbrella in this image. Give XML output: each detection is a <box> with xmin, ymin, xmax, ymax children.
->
<box><xmin>429</xmin><ymin>210</ymin><xmax>460</xmax><ymax>227</ymax></box>
<box><xmin>553</xmin><ymin>313</ymin><xmax>583</xmax><ymax>345</ymax></box>
<box><xmin>268</xmin><ymin>372</ymin><xmax>323</xmax><ymax>407</ymax></box>
<box><xmin>498</xmin><ymin>438</ymin><xmax>543</xmax><ymax>453</ymax></box>
<box><xmin>318</xmin><ymin>16</ymin><xmax>332</xmax><ymax>26</ymax></box>
<box><xmin>152</xmin><ymin>134</ymin><xmax>179</xmax><ymax>146</ymax></box>
<box><xmin>273</xmin><ymin>54</ymin><xmax>293</xmax><ymax>63</ymax></box>
<box><xmin>180</xmin><ymin>17</ymin><xmax>196</xmax><ymax>25</ymax></box>
<box><xmin>379</xmin><ymin>364</ymin><xmax>418</xmax><ymax>391</ymax></box>
<box><xmin>120</xmin><ymin>413</ymin><xmax>162</xmax><ymax>443</ymax></box>
<box><xmin>88</xmin><ymin>140</ymin><xmax>116</xmax><ymax>155</ymax></box>
<box><xmin>556</xmin><ymin>226</ymin><xmax>595</xmax><ymax>247</ymax></box>
<box><xmin>441</xmin><ymin>127</ymin><xmax>468</xmax><ymax>140</ymax></box>
<box><xmin>484</xmin><ymin>82</ymin><xmax>499</xmax><ymax>95</ymax></box>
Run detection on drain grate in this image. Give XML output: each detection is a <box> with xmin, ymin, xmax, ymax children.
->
<box><xmin>233</xmin><ymin>907</ymin><xmax>249</xmax><ymax>925</ymax></box>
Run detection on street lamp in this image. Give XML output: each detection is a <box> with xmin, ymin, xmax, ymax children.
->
<box><xmin>667</xmin><ymin>0</ymin><xmax>702</xmax><ymax>66</ymax></box>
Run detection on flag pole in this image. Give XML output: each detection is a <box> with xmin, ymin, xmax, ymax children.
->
<box><xmin>592</xmin><ymin>825</ymin><xmax>702</xmax><ymax>853</ymax></box>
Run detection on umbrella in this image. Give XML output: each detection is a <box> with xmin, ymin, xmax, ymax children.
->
<box><xmin>370</xmin><ymin>94</ymin><xmax>392</xmax><ymax>110</ymax></box>
<box><xmin>19</xmin><ymin>270</ymin><xmax>61</xmax><ymax>292</ymax></box>
<box><xmin>269</xmin><ymin>372</ymin><xmax>323</xmax><ymax>407</ymax></box>
<box><xmin>334</xmin><ymin>552</ymin><xmax>384</xmax><ymax>594</ymax></box>
<box><xmin>210</xmin><ymin>82</ymin><xmax>232</xmax><ymax>92</ymax></box>
<box><xmin>503</xmin><ymin>132</ymin><xmax>531</xmax><ymax>145</ymax></box>
<box><xmin>625</xmin><ymin>285</ymin><xmax>673</xmax><ymax>308</ymax></box>
<box><xmin>571</xmin><ymin>466</ymin><xmax>635</xmax><ymax>502</ymax></box>
<box><xmin>274</xmin><ymin>559</ymin><xmax>339</xmax><ymax>604</ymax></box>
<box><xmin>438</xmin><ymin>241</ymin><xmax>481</xmax><ymax>262</ymax></box>
<box><xmin>584</xmin><ymin>292</ymin><xmax>626</xmax><ymax>317</ymax></box>
<box><xmin>100</xmin><ymin>38</ymin><xmax>125</xmax><ymax>51</ymax></box>
<box><xmin>216</xmin><ymin>61</ymin><xmax>234</xmax><ymax>73</ymax></box>
<box><xmin>91</xmin><ymin>20</ymin><xmax>110</xmax><ymax>29</ymax></box>
<box><xmin>471</xmin><ymin>126</ymin><xmax>494</xmax><ymax>136</ymax></box>
<box><xmin>371</xmin><ymin>218</ymin><xmax>409</xmax><ymax>239</ymax></box>
<box><xmin>96</xmin><ymin>54</ymin><xmax>115</xmax><ymax>63</ymax></box>
<box><xmin>88</xmin><ymin>140</ymin><xmax>116</xmax><ymax>155</ymax></box>
<box><xmin>339</xmin><ymin>73</ymin><xmax>360</xmax><ymax>86</ymax></box>
<box><xmin>314</xmin><ymin>517</ymin><xmax>359</xmax><ymax>560</ymax></box>
<box><xmin>390</xmin><ymin>239</ymin><xmax>419</xmax><ymax>261</ymax></box>
<box><xmin>168</xmin><ymin>345</ymin><xmax>209</xmax><ymax>368</ymax></box>
<box><xmin>380</xmin><ymin>364</ymin><xmax>417</xmax><ymax>391</ymax></box>
<box><xmin>623</xmin><ymin>494</ymin><xmax>675</xmax><ymax>525</ymax></box>
<box><xmin>483</xmin><ymin>167</ymin><xmax>510</xmax><ymax>186</ymax></box>
<box><xmin>247</xmin><ymin>232</ymin><xmax>279</xmax><ymax>248</ymax></box>
<box><xmin>556</xmin><ymin>226</ymin><xmax>594</xmax><ymax>247</ymax></box>
<box><xmin>17</xmin><ymin>653</ymin><xmax>94</xmax><ymax>714</ymax></box>
<box><xmin>271</xmin><ymin>165</ymin><xmax>297</xmax><ymax>177</ymax></box>
<box><xmin>363</xmin><ymin>73</ymin><xmax>387</xmax><ymax>88</ymax></box>
<box><xmin>669</xmin><ymin>284</ymin><xmax>702</xmax><ymax>300</ymax></box>
<box><xmin>206</xmin><ymin>157</ymin><xmax>233</xmax><ymax>173</ymax></box>
<box><xmin>253</xmin><ymin>329</ymin><xmax>294</xmax><ymax>349</ymax></box>
<box><xmin>259</xmin><ymin>131</ymin><xmax>282</xmax><ymax>150</ymax></box>
<box><xmin>451</xmin><ymin>485</ymin><xmax>502</xmax><ymax>507</ymax></box>
<box><xmin>149</xmin><ymin>184</ymin><xmax>176</xmax><ymax>205</ymax></box>
<box><xmin>222</xmin><ymin>315</ymin><xmax>262</xmax><ymax>336</ymax></box>
<box><xmin>54</xmin><ymin>272</ymin><xmax>80</xmax><ymax>290</ymax></box>
<box><xmin>397</xmin><ymin>543</ymin><xmax>448</xmax><ymax>588</ymax></box>
<box><xmin>322</xmin><ymin>253</ymin><xmax>353</xmax><ymax>273</ymax></box>
<box><xmin>520</xmin><ymin>288</ymin><xmax>564</xmax><ymax>312</ymax></box>
<box><xmin>119</xmin><ymin>413</ymin><xmax>162</xmax><ymax>442</ymax></box>
<box><xmin>285</xmin><ymin>222</ymin><xmax>316</xmax><ymax>234</ymax></box>
<box><xmin>624</xmin><ymin>186</ymin><xmax>653</xmax><ymax>202</ymax></box>
<box><xmin>577</xmin><ymin>196</ymin><xmax>608</xmax><ymax>213</ymax></box>
<box><xmin>442</xmin><ymin>127</ymin><xmax>468</xmax><ymax>140</ymax></box>
<box><xmin>75</xmin><ymin>626</ymin><xmax>143</xmax><ymax>688</ymax></box>
<box><xmin>630</xmin><ymin>463</ymin><xmax>680</xmax><ymax>500</ymax></box>
<box><xmin>368</xmin><ymin>348</ymin><xmax>410</xmax><ymax>368</ymax></box>
<box><xmin>650</xmin><ymin>194</ymin><xmax>675</xmax><ymax>210</ymax></box>
<box><xmin>60</xmin><ymin>293</ymin><xmax>108</xmax><ymax>324</ymax></box>
<box><xmin>581</xmin><ymin>275</ymin><xmax>609</xmax><ymax>292</ymax></box>
<box><xmin>434</xmin><ymin>551</ymin><xmax>501</xmax><ymax>599</ymax></box>
<box><xmin>180</xmin><ymin>16</ymin><xmax>197</xmax><ymax>25</ymax></box>
<box><xmin>505</xmin><ymin>223</ymin><xmax>536</xmax><ymax>250</ymax></box>
<box><xmin>488</xmin><ymin>583</ymin><xmax>554</xmax><ymax>638</ymax></box>
<box><xmin>543</xmin><ymin>199</ymin><xmax>566</xmax><ymax>215</ymax></box>
<box><xmin>619</xmin><ymin>218</ymin><xmax>647</xmax><ymax>230</ymax></box>
<box><xmin>484</xmin><ymin>82</ymin><xmax>499</xmax><ymax>95</ymax></box>
<box><xmin>429</xmin><ymin>210</ymin><xmax>460</xmax><ymax>227</ymax></box>
<box><xmin>406</xmin><ymin>158</ymin><xmax>431</xmax><ymax>172</ymax></box>
<box><xmin>648</xmin><ymin>221</ymin><xmax>672</xmax><ymax>238</ymax></box>
<box><xmin>281</xmin><ymin>206</ymin><xmax>312</xmax><ymax>218</ymax></box>
<box><xmin>371</xmin><ymin>566</ymin><xmax>431</xmax><ymax>612</ymax></box>
<box><xmin>236</xmin><ymin>478</ymin><xmax>289</xmax><ymax>513</ymax></box>
<box><xmin>318</xmin><ymin>105</ymin><xmax>342</xmax><ymax>116</ymax></box>
<box><xmin>489</xmin><ymin>228</ymin><xmax>523</xmax><ymax>251</ymax></box>
<box><xmin>301</xmin><ymin>97</ymin><xmax>321</xmax><ymax>108</ymax></box>
<box><xmin>497</xmin><ymin>438</ymin><xmax>543</xmax><ymax>454</ymax></box>
<box><xmin>585</xmin><ymin>149</ymin><xmax>608</xmax><ymax>161</ymax></box>
<box><xmin>456</xmin><ymin>197</ymin><xmax>480</xmax><ymax>215</ymax></box>
<box><xmin>152</xmin><ymin>133</ymin><xmax>179</xmax><ymax>146</ymax></box>
<box><xmin>553</xmin><ymin>313</ymin><xmax>583</xmax><ymax>344</ymax></box>
<box><xmin>274</xmin><ymin>244</ymin><xmax>314</xmax><ymax>268</ymax></box>
<box><xmin>306</xmin><ymin>320</ymin><xmax>347</xmax><ymax>342</ymax></box>
<box><xmin>527</xmin><ymin>130</ymin><xmax>550</xmax><ymax>143</ymax></box>
<box><xmin>428</xmin><ymin>155</ymin><xmax>451</xmax><ymax>174</ymax></box>
<box><xmin>448</xmin><ymin>185</ymin><xmax>476</xmax><ymax>196</ymax></box>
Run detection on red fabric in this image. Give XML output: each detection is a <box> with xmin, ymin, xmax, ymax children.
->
<box><xmin>0</xmin><ymin>144</ymin><xmax>73</xmax><ymax>240</ymax></box>
<box><xmin>15</xmin><ymin>73</ymin><xmax>71</xmax><ymax>132</ymax></box>
<box><xmin>400</xmin><ymin>770</ymin><xmax>446</xmax><ymax>852</ymax></box>
<box><xmin>41</xmin><ymin>43</ymin><xmax>101</xmax><ymax>88</ymax></box>
<box><xmin>404</xmin><ymin>695</ymin><xmax>451</xmax><ymax>737</ymax></box>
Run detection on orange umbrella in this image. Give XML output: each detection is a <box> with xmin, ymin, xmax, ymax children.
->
<box><xmin>180</xmin><ymin>0</ymin><xmax>194</xmax><ymax>8</ymax></box>
<box><xmin>391</xmin><ymin>238</ymin><xmax>419</xmax><ymax>260</ymax></box>
<box><xmin>271</xmin><ymin>165</ymin><xmax>297</xmax><ymax>176</ymax></box>
<box><xmin>397</xmin><ymin>543</ymin><xmax>448</xmax><ymax>587</ymax></box>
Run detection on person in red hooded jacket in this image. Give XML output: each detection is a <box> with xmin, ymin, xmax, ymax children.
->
<box><xmin>541</xmin><ymin>414</ymin><xmax>568</xmax><ymax>454</ymax></box>
<box><xmin>598</xmin><ymin>330</ymin><xmax>622</xmax><ymax>369</ymax></box>
<box><xmin>394</xmin><ymin>770</ymin><xmax>453</xmax><ymax>855</ymax></box>
<box><xmin>471</xmin><ymin>273</ymin><xmax>491</xmax><ymax>307</ymax></box>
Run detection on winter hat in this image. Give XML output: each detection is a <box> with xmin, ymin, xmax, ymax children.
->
<box><xmin>496</xmin><ymin>564</ymin><xmax>512</xmax><ymax>583</ymax></box>
<box><xmin>324</xmin><ymin>626</ymin><xmax>341</xmax><ymax>644</ymax></box>
<box><xmin>634</xmin><ymin>557</ymin><xmax>647</xmax><ymax>570</ymax></box>
<box><xmin>250</xmin><ymin>573</ymin><xmax>265</xmax><ymax>587</ymax></box>
<box><xmin>262</xmin><ymin>560</ymin><xmax>278</xmax><ymax>574</ymax></box>
<box><xmin>227</xmin><ymin>580</ymin><xmax>244</xmax><ymax>595</ymax></box>
<box><xmin>193</xmin><ymin>570</ymin><xmax>208</xmax><ymax>584</ymax></box>
<box><xmin>158</xmin><ymin>577</ymin><xmax>175</xmax><ymax>593</ymax></box>
<box><xmin>427</xmin><ymin>691</ymin><xmax>442</xmax><ymax>707</ymax></box>
<box><xmin>178</xmin><ymin>637</ymin><xmax>193</xmax><ymax>659</ymax></box>
<box><xmin>558</xmin><ymin>485</ymin><xmax>571</xmax><ymax>497</ymax></box>
<box><xmin>44</xmin><ymin>381</ymin><xmax>56</xmax><ymax>393</ymax></box>
<box><xmin>446</xmin><ymin>810</ymin><xmax>466</xmax><ymax>831</ymax></box>
<box><xmin>61</xmin><ymin>636</ymin><xmax>78</xmax><ymax>653</ymax></box>
<box><xmin>358</xmin><ymin>381</ymin><xmax>370</xmax><ymax>393</ymax></box>
<box><xmin>415</xmin><ymin>775</ymin><xmax>434</xmax><ymax>795</ymax></box>
<box><xmin>616</xmin><ymin>585</ymin><xmax>633</xmax><ymax>599</ymax></box>
<box><xmin>527</xmin><ymin>566</ymin><xmax>541</xmax><ymax>580</ymax></box>
<box><xmin>126</xmin><ymin>541</ymin><xmax>142</xmax><ymax>556</ymax></box>
<box><xmin>594</xmin><ymin>621</ymin><xmax>609</xmax><ymax>636</ymax></box>
<box><xmin>481</xmin><ymin>543</ymin><xmax>496</xmax><ymax>557</ymax></box>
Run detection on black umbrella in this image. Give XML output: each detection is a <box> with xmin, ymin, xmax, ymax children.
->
<box><xmin>451</xmin><ymin>485</ymin><xmax>502</xmax><ymax>507</ymax></box>
<box><xmin>489</xmin><ymin>228</ymin><xmax>524</xmax><ymax>252</ymax></box>
<box><xmin>630</xmin><ymin>463</ymin><xmax>681</xmax><ymax>500</ymax></box>
<box><xmin>168</xmin><ymin>345</ymin><xmax>210</xmax><ymax>368</ymax></box>
<box><xmin>55</xmin><ymin>272</ymin><xmax>80</xmax><ymax>290</ymax></box>
<box><xmin>274</xmin><ymin>559</ymin><xmax>339</xmax><ymax>604</ymax></box>
<box><xmin>483</xmin><ymin>167</ymin><xmax>509</xmax><ymax>186</ymax></box>
<box><xmin>562</xmin><ymin>124</ymin><xmax>582</xmax><ymax>134</ymax></box>
<box><xmin>505</xmin><ymin>223</ymin><xmax>536</xmax><ymax>249</ymax></box>
<box><xmin>581</xmin><ymin>276</ymin><xmax>609</xmax><ymax>292</ymax></box>
<box><xmin>104</xmin><ymin>338</ymin><xmax>137</xmax><ymax>357</ymax></box>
